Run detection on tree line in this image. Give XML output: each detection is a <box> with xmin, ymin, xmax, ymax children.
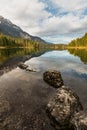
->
<box><xmin>69</xmin><ymin>33</ymin><xmax>87</xmax><ymax>47</ymax></box>
<box><xmin>0</xmin><ymin>33</ymin><xmax>43</xmax><ymax>48</ymax></box>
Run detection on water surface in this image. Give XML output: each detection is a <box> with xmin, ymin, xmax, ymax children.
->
<box><xmin>26</xmin><ymin>50</ymin><xmax>87</xmax><ymax>108</ymax></box>
<box><xmin>0</xmin><ymin>49</ymin><xmax>87</xmax><ymax>129</ymax></box>
<box><xmin>0</xmin><ymin>48</ymin><xmax>87</xmax><ymax>108</ymax></box>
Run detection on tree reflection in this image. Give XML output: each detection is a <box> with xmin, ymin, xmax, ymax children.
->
<box><xmin>68</xmin><ymin>49</ymin><xmax>87</xmax><ymax>64</ymax></box>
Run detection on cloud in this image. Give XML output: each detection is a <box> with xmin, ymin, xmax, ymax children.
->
<box><xmin>36</xmin><ymin>13</ymin><xmax>87</xmax><ymax>41</ymax></box>
<box><xmin>0</xmin><ymin>0</ymin><xmax>87</xmax><ymax>43</ymax></box>
<box><xmin>49</xmin><ymin>0</ymin><xmax>87</xmax><ymax>13</ymax></box>
<box><xmin>0</xmin><ymin>0</ymin><xmax>51</xmax><ymax>27</ymax></box>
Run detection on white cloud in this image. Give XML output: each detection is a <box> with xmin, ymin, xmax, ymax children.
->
<box><xmin>0</xmin><ymin>0</ymin><xmax>51</xmax><ymax>31</ymax></box>
<box><xmin>0</xmin><ymin>0</ymin><xmax>87</xmax><ymax>43</ymax></box>
<box><xmin>36</xmin><ymin>13</ymin><xmax>87</xmax><ymax>41</ymax></box>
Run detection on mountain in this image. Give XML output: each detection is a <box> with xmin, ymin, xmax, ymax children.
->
<box><xmin>0</xmin><ymin>16</ymin><xmax>45</xmax><ymax>43</ymax></box>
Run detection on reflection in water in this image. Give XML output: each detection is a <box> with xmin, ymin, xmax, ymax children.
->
<box><xmin>27</xmin><ymin>50</ymin><xmax>87</xmax><ymax>75</ymax></box>
<box><xmin>0</xmin><ymin>49</ymin><xmax>87</xmax><ymax>108</ymax></box>
<box><xmin>68</xmin><ymin>49</ymin><xmax>87</xmax><ymax>64</ymax></box>
<box><xmin>0</xmin><ymin>48</ymin><xmax>47</xmax><ymax>67</ymax></box>
<box><xmin>0</xmin><ymin>48</ymin><xmax>40</xmax><ymax>65</ymax></box>
<box><xmin>0</xmin><ymin>48</ymin><xmax>46</xmax><ymax>76</ymax></box>
<box><xmin>26</xmin><ymin>50</ymin><xmax>87</xmax><ymax>108</ymax></box>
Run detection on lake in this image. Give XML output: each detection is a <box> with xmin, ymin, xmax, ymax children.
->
<box><xmin>0</xmin><ymin>48</ymin><xmax>87</xmax><ymax>129</ymax></box>
<box><xmin>0</xmin><ymin>48</ymin><xmax>87</xmax><ymax>108</ymax></box>
<box><xmin>25</xmin><ymin>49</ymin><xmax>87</xmax><ymax>108</ymax></box>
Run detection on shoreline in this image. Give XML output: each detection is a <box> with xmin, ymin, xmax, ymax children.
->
<box><xmin>67</xmin><ymin>46</ymin><xmax>87</xmax><ymax>49</ymax></box>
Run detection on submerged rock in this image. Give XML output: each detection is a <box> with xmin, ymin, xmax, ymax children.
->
<box><xmin>26</xmin><ymin>67</ymin><xmax>37</xmax><ymax>72</ymax></box>
<box><xmin>43</xmin><ymin>70</ymin><xmax>64</xmax><ymax>88</ymax></box>
<box><xmin>18</xmin><ymin>62</ymin><xmax>37</xmax><ymax>72</ymax></box>
<box><xmin>46</xmin><ymin>86</ymin><xmax>83</xmax><ymax>130</ymax></box>
<box><xmin>71</xmin><ymin>111</ymin><xmax>87</xmax><ymax>130</ymax></box>
<box><xmin>18</xmin><ymin>62</ymin><xmax>28</xmax><ymax>70</ymax></box>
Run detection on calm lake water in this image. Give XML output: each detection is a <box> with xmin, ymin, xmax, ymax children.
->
<box><xmin>0</xmin><ymin>48</ymin><xmax>87</xmax><ymax>108</ymax></box>
<box><xmin>26</xmin><ymin>49</ymin><xmax>87</xmax><ymax>108</ymax></box>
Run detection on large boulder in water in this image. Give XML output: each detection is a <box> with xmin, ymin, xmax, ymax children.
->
<box><xmin>43</xmin><ymin>70</ymin><xmax>64</xmax><ymax>88</ymax></box>
<box><xmin>71</xmin><ymin>111</ymin><xmax>87</xmax><ymax>130</ymax></box>
<box><xmin>46</xmin><ymin>86</ymin><xmax>83</xmax><ymax>130</ymax></box>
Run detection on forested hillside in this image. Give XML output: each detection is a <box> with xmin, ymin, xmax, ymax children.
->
<box><xmin>69</xmin><ymin>33</ymin><xmax>87</xmax><ymax>47</ymax></box>
<box><xmin>0</xmin><ymin>33</ymin><xmax>43</xmax><ymax>48</ymax></box>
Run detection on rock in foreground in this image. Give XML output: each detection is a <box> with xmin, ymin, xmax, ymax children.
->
<box><xmin>46</xmin><ymin>86</ymin><xmax>83</xmax><ymax>130</ymax></box>
<box><xmin>43</xmin><ymin>70</ymin><xmax>64</xmax><ymax>88</ymax></box>
<box><xmin>71</xmin><ymin>111</ymin><xmax>87</xmax><ymax>130</ymax></box>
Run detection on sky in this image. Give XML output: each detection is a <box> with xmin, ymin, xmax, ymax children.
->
<box><xmin>0</xmin><ymin>0</ymin><xmax>87</xmax><ymax>44</ymax></box>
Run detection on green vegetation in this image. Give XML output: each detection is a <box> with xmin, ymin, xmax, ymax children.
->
<box><xmin>0</xmin><ymin>33</ymin><xmax>68</xmax><ymax>49</ymax></box>
<box><xmin>69</xmin><ymin>33</ymin><xmax>87</xmax><ymax>48</ymax></box>
<box><xmin>0</xmin><ymin>33</ymin><xmax>45</xmax><ymax>48</ymax></box>
<box><xmin>0</xmin><ymin>33</ymin><xmax>69</xmax><ymax>50</ymax></box>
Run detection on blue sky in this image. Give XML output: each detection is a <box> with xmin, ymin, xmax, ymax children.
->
<box><xmin>0</xmin><ymin>0</ymin><xmax>87</xmax><ymax>43</ymax></box>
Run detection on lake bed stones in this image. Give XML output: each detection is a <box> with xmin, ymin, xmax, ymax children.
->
<box><xmin>43</xmin><ymin>70</ymin><xmax>64</xmax><ymax>88</ymax></box>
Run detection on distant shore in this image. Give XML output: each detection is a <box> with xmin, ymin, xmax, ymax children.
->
<box><xmin>0</xmin><ymin>45</ymin><xmax>87</xmax><ymax>49</ymax></box>
<box><xmin>67</xmin><ymin>46</ymin><xmax>87</xmax><ymax>49</ymax></box>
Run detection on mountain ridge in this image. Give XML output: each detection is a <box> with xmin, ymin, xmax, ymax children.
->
<box><xmin>0</xmin><ymin>16</ymin><xmax>45</xmax><ymax>43</ymax></box>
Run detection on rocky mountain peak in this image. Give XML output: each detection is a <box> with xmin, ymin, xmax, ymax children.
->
<box><xmin>0</xmin><ymin>15</ymin><xmax>45</xmax><ymax>43</ymax></box>
<box><xmin>0</xmin><ymin>16</ymin><xmax>12</xmax><ymax>25</ymax></box>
